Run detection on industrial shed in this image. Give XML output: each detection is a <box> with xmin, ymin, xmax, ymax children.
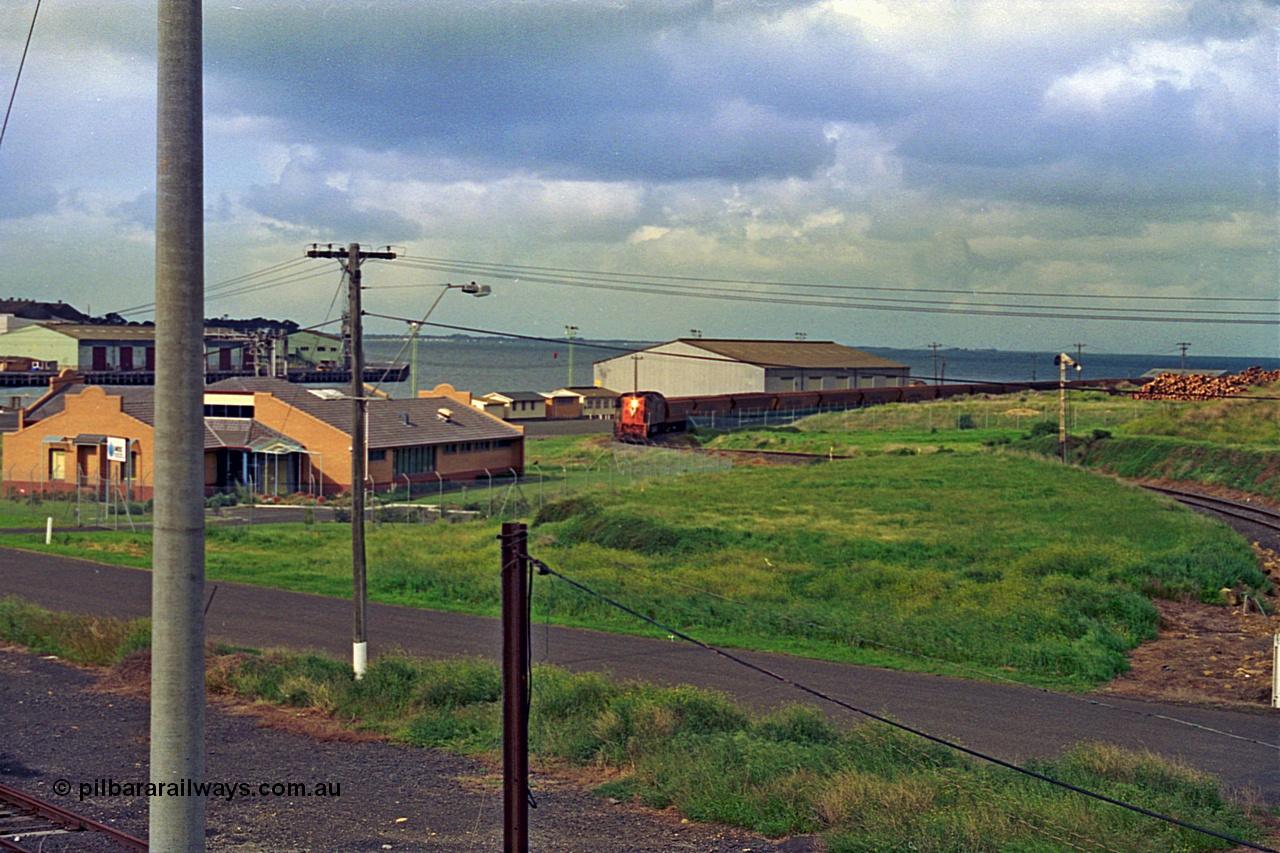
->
<box><xmin>0</xmin><ymin>322</ymin><xmax>255</xmax><ymax>374</ymax></box>
<box><xmin>593</xmin><ymin>339</ymin><xmax>910</xmax><ymax>398</ymax></box>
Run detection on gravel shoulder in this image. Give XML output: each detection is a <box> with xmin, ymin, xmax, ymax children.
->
<box><xmin>0</xmin><ymin>648</ymin><xmax>796</xmax><ymax>853</ymax></box>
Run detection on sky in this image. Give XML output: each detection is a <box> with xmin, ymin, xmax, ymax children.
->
<box><xmin>0</xmin><ymin>0</ymin><xmax>1276</xmax><ymax>358</ymax></box>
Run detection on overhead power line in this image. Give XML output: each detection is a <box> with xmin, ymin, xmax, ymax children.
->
<box><xmin>531</xmin><ymin>557</ymin><xmax>1279</xmax><ymax>853</ymax></box>
<box><xmin>381</xmin><ymin>256</ymin><xmax>1275</xmax><ymax>325</ymax></box>
<box><xmin>0</xmin><ymin>0</ymin><xmax>40</xmax><ymax>153</ymax></box>
<box><xmin>389</xmin><ymin>254</ymin><xmax>1275</xmax><ymax>303</ymax></box>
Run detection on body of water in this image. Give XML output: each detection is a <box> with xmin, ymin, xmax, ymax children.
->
<box><xmin>368</xmin><ymin>336</ymin><xmax>1280</xmax><ymax>398</ymax></box>
<box><xmin>3</xmin><ymin>338</ymin><xmax>1275</xmax><ymax>405</ymax></box>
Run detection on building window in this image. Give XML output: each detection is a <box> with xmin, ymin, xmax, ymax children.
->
<box><xmin>203</xmin><ymin>404</ymin><xmax>254</xmax><ymax>418</ymax></box>
<box><xmin>368</xmin><ymin>449</ymin><xmax>386</xmax><ymax>462</ymax></box>
<box><xmin>393</xmin><ymin>445</ymin><xmax>436</xmax><ymax>476</ymax></box>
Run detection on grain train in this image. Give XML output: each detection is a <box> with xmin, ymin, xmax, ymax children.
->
<box><xmin>615</xmin><ymin>377</ymin><xmax>1134</xmax><ymax>441</ymax></box>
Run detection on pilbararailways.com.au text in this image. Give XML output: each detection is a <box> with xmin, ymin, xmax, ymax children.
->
<box><xmin>57</xmin><ymin>778</ymin><xmax>341</xmax><ymax>802</ymax></box>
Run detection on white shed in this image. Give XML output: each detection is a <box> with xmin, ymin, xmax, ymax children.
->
<box><xmin>593</xmin><ymin>339</ymin><xmax>910</xmax><ymax>398</ymax></box>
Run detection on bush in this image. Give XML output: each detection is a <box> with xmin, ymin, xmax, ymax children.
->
<box><xmin>956</xmin><ymin>413</ymin><xmax>975</xmax><ymax>430</ymax></box>
<box><xmin>1027</xmin><ymin>420</ymin><xmax>1058</xmax><ymax>438</ymax></box>
<box><xmin>1091</xmin><ymin>428</ymin><xmax>1112</xmax><ymax>441</ymax></box>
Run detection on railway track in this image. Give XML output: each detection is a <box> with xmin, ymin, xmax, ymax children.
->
<box><xmin>1140</xmin><ymin>485</ymin><xmax>1280</xmax><ymax>533</ymax></box>
<box><xmin>0</xmin><ymin>782</ymin><xmax>147</xmax><ymax>852</ymax></box>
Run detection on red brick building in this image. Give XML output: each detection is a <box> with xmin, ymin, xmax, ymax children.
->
<box><xmin>3</xmin><ymin>376</ymin><xmax>523</xmax><ymax>498</ymax></box>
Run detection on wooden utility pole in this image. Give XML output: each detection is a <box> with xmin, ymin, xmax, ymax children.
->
<box><xmin>152</xmin><ymin>0</ymin><xmax>206</xmax><ymax>849</ymax></box>
<box><xmin>1056</xmin><ymin>353</ymin><xmax>1080</xmax><ymax>462</ymax></box>
<box><xmin>1177</xmin><ymin>342</ymin><xmax>1191</xmax><ymax>371</ymax></box>
<box><xmin>928</xmin><ymin>342</ymin><xmax>941</xmax><ymax>385</ymax></box>
<box><xmin>306</xmin><ymin>242</ymin><xmax>396</xmax><ymax>678</ymax></box>
<box><xmin>501</xmin><ymin>523</ymin><xmax>531</xmax><ymax>853</ymax></box>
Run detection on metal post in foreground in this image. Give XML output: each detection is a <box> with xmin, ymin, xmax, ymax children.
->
<box><xmin>500</xmin><ymin>522</ymin><xmax>530</xmax><ymax>853</ymax></box>
<box><xmin>151</xmin><ymin>0</ymin><xmax>206</xmax><ymax>848</ymax></box>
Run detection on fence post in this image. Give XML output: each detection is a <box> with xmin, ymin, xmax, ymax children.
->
<box><xmin>1273</xmin><ymin>635</ymin><xmax>1279</xmax><ymax>710</ymax></box>
<box><xmin>500</xmin><ymin>522</ymin><xmax>530</xmax><ymax>853</ymax></box>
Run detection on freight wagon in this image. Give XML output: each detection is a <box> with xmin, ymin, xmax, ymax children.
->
<box><xmin>615</xmin><ymin>378</ymin><xmax>1135</xmax><ymax>440</ymax></box>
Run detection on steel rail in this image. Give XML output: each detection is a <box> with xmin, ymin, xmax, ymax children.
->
<box><xmin>0</xmin><ymin>782</ymin><xmax>148</xmax><ymax>851</ymax></box>
<box><xmin>1141</xmin><ymin>485</ymin><xmax>1280</xmax><ymax>532</ymax></box>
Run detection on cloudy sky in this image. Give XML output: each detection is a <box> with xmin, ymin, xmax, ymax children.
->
<box><xmin>0</xmin><ymin>0</ymin><xmax>1275</xmax><ymax>356</ymax></box>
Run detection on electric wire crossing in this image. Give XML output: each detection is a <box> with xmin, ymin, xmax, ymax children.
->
<box><xmin>524</xmin><ymin>554</ymin><xmax>1279</xmax><ymax>853</ymax></box>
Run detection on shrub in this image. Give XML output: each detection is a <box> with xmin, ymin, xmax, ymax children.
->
<box><xmin>1027</xmin><ymin>420</ymin><xmax>1058</xmax><ymax>438</ymax></box>
<box><xmin>956</xmin><ymin>413</ymin><xmax>975</xmax><ymax>430</ymax></box>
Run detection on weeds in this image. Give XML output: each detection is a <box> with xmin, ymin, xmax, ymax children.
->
<box><xmin>0</xmin><ymin>603</ymin><xmax>1266</xmax><ymax>851</ymax></box>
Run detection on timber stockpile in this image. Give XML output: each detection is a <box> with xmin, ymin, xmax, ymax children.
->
<box><xmin>1132</xmin><ymin>366</ymin><xmax>1280</xmax><ymax>401</ymax></box>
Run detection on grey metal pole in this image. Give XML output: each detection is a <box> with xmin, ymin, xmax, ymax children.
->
<box><xmin>349</xmin><ymin>242</ymin><xmax>368</xmax><ymax>679</ymax></box>
<box><xmin>151</xmin><ymin>0</ymin><xmax>206</xmax><ymax>848</ymax></box>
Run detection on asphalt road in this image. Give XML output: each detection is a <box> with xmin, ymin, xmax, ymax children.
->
<box><xmin>2</xmin><ymin>547</ymin><xmax>1278</xmax><ymax>803</ymax></box>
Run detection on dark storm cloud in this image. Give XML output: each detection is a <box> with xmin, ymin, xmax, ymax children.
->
<box><xmin>204</xmin><ymin>0</ymin><xmax>850</xmax><ymax>182</ymax></box>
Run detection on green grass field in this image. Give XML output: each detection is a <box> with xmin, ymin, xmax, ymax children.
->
<box><xmin>10</xmin><ymin>450</ymin><xmax>1265</xmax><ymax>690</ymax></box>
<box><xmin>0</xmin><ymin>600</ymin><xmax>1266</xmax><ymax>853</ymax></box>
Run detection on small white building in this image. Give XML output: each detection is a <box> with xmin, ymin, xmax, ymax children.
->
<box><xmin>594</xmin><ymin>339</ymin><xmax>910</xmax><ymax>398</ymax></box>
<box><xmin>472</xmin><ymin>391</ymin><xmax>549</xmax><ymax>420</ymax></box>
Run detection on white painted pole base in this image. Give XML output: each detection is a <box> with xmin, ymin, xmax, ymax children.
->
<box><xmin>353</xmin><ymin>641</ymin><xmax>368</xmax><ymax>680</ymax></box>
<box><xmin>1272</xmin><ymin>635</ymin><xmax>1279</xmax><ymax>709</ymax></box>
<box><xmin>45</xmin><ymin>517</ymin><xmax>52</xmax><ymax>545</ymax></box>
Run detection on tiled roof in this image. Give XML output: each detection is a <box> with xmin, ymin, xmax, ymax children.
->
<box><xmin>208</xmin><ymin>377</ymin><xmax>521</xmax><ymax>449</ymax></box>
<box><xmin>669</xmin><ymin>339</ymin><xmax>909</xmax><ymax>370</ymax></box>
<box><xmin>204</xmin><ymin>418</ymin><xmax>295</xmax><ymax>451</ymax></box>
<box><xmin>24</xmin><ymin>385</ymin><xmax>157</xmax><ymax>424</ymax></box>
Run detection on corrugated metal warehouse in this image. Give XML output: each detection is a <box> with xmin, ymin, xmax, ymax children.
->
<box><xmin>594</xmin><ymin>339</ymin><xmax>910</xmax><ymax>398</ymax></box>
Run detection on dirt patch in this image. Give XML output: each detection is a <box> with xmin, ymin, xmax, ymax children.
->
<box><xmin>1101</xmin><ymin>598</ymin><xmax>1279</xmax><ymax>708</ymax></box>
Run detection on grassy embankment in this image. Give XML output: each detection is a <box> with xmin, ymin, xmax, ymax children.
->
<box><xmin>696</xmin><ymin>386</ymin><xmax>1280</xmax><ymax>504</ymax></box>
<box><xmin>6</xmin><ymin>451</ymin><xmax>1265</xmax><ymax>691</ymax></box>
<box><xmin>695</xmin><ymin>390</ymin><xmax>1147</xmax><ymax>456</ymax></box>
<box><xmin>0</xmin><ymin>598</ymin><xmax>1266</xmax><ymax>853</ymax></box>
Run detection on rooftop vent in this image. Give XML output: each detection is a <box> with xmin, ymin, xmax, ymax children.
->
<box><xmin>437</xmin><ymin>407</ymin><xmax>453</xmax><ymax>422</ymax></box>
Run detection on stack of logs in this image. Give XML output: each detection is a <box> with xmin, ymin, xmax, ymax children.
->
<box><xmin>1132</xmin><ymin>366</ymin><xmax>1280</xmax><ymax>401</ymax></box>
